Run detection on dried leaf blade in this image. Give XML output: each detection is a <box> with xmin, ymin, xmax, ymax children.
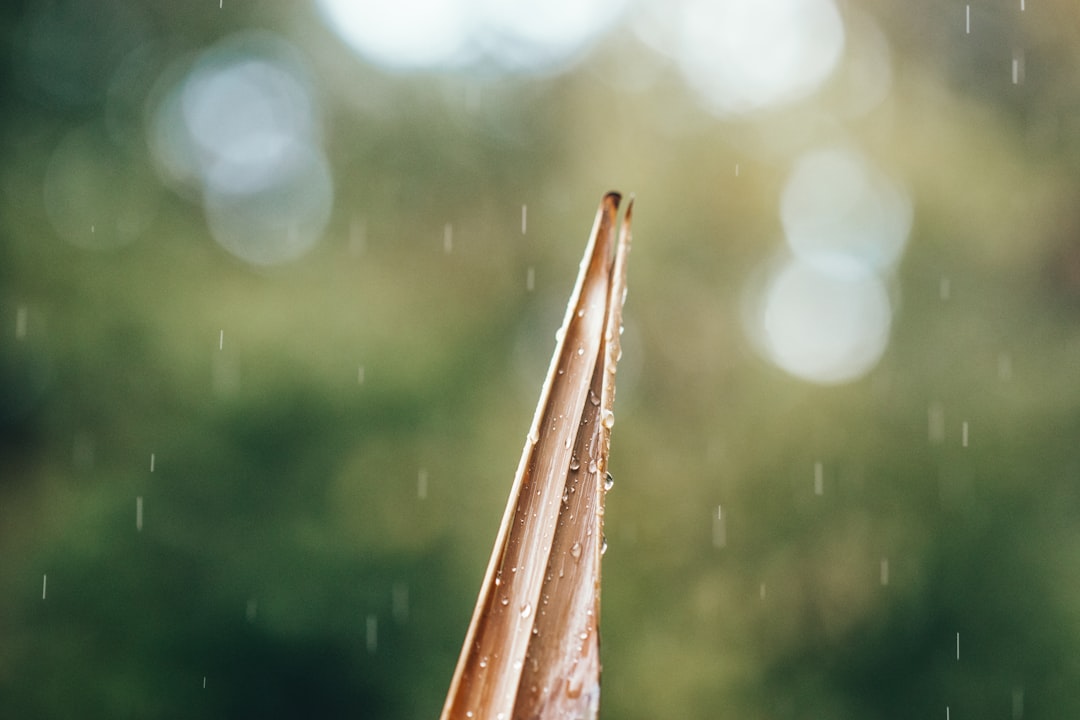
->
<box><xmin>441</xmin><ymin>193</ymin><xmax>632</xmax><ymax>720</ymax></box>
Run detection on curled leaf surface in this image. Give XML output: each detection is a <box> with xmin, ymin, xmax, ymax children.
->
<box><xmin>441</xmin><ymin>193</ymin><xmax>633</xmax><ymax>720</ymax></box>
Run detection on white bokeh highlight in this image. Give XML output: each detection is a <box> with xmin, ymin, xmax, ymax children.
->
<box><xmin>781</xmin><ymin>147</ymin><xmax>912</xmax><ymax>272</ymax></box>
<box><xmin>761</xmin><ymin>258</ymin><xmax>892</xmax><ymax>385</ymax></box>
<box><xmin>746</xmin><ymin>146</ymin><xmax>912</xmax><ymax>385</ymax></box>
<box><xmin>204</xmin><ymin>146</ymin><xmax>333</xmax><ymax>266</ymax></box>
<box><xmin>315</xmin><ymin>0</ymin><xmax>475</xmax><ymax>70</ymax></box>
<box><xmin>675</xmin><ymin>0</ymin><xmax>845</xmax><ymax>117</ymax></box>
<box><xmin>148</xmin><ymin>32</ymin><xmax>332</xmax><ymax>265</ymax></box>
<box><xmin>474</xmin><ymin>0</ymin><xmax>627</xmax><ymax>72</ymax></box>
<box><xmin>181</xmin><ymin>56</ymin><xmax>318</xmax><ymax>197</ymax></box>
<box><xmin>315</xmin><ymin>0</ymin><xmax>626</xmax><ymax>74</ymax></box>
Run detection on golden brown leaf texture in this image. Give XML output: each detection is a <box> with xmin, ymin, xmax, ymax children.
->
<box><xmin>440</xmin><ymin>192</ymin><xmax>633</xmax><ymax>720</ymax></box>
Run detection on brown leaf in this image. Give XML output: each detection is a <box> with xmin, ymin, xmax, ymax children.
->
<box><xmin>440</xmin><ymin>192</ymin><xmax>633</xmax><ymax>720</ymax></box>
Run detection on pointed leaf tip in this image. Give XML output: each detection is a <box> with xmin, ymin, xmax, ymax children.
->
<box><xmin>440</xmin><ymin>192</ymin><xmax>634</xmax><ymax>720</ymax></box>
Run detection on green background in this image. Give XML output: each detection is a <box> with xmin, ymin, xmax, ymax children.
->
<box><xmin>2</xmin><ymin>1</ymin><xmax>1080</xmax><ymax>718</ymax></box>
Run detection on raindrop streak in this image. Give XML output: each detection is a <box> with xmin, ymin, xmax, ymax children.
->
<box><xmin>218</xmin><ymin>330</ymin><xmax>224</xmax><ymax>350</ymax></box>
<box><xmin>759</xmin><ymin>583</ymin><xmax>767</xmax><ymax>600</ymax></box>
<box><xmin>42</xmin><ymin>574</ymin><xmax>47</xmax><ymax>600</ymax></box>
<box><xmin>136</xmin><ymin>496</ymin><xmax>143</xmax><ymax>532</ymax></box>
<box><xmin>526</xmin><ymin>266</ymin><xmax>535</xmax><ymax>292</ymax></box>
<box><xmin>962</xmin><ymin>421</ymin><xmax>969</xmax><ymax>448</ymax></box>
<box><xmin>443</xmin><ymin>223</ymin><xmax>453</xmax><ymax>253</ymax></box>
<box><xmin>357</xmin><ymin>365</ymin><xmax>365</xmax><ymax>384</ymax></box>
<box><xmin>366</xmin><ymin>614</ymin><xmax>378</xmax><ymax>654</ymax></box>
<box><xmin>15</xmin><ymin>305</ymin><xmax>27</xmax><ymax>339</ymax></box>
<box><xmin>956</xmin><ymin>632</ymin><xmax>960</xmax><ymax>660</ymax></box>
<box><xmin>735</xmin><ymin>163</ymin><xmax>740</xmax><ymax>177</ymax></box>
<box><xmin>713</xmin><ymin>505</ymin><xmax>727</xmax><ymax>549</ymax></box>
<box><xmin>814</xmin><ymin>462</ymin><xmax>824</xmax><ymax>495</ymax></box>
<box><xmin>150</xmin><ymin>453</ymin><xmax>156</xmax><ymax>472</ymax></box>
<box><xmin>418</xmin><ymin>469</ymin><xmax>429</xmax><ymax>500</ymax></box>
<box><xmin>940</xmin><ymin>276</ymin><xmax>951</xmax><ymax>300</ymax></box>
<box><xmin>1013</xmin><ymin>687</ymin><xmax>1024</xmax><ymax>719</ymax></box>
<box><xmin>880</xmin><ymin>558</ymin><xmax>890</xmax><ymax>586</ymax></box>
<box><xmin>1012</xmin><ymin>50</ymin><xmax>1025</xmax><ymax>85</ymax></box>
<box><xmin>521</xmin><ymin>204</ymin><xmax>527</xmax><ymax>234</ymax></box>
<box><xmin>203</xmin><ymin>676</ymin><xmax>207</xmax><ymax>689</ymax></box>
<box><xmin>965</xmin><ymin>4</ymin><xmax>970</xmax><ymax>33</ymax></box>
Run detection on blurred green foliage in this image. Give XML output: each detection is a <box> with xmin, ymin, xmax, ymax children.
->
<box><xmin>3</xmin><ymin>1</ymin><xmax>1080</xmax><ymax>718</ymax></box>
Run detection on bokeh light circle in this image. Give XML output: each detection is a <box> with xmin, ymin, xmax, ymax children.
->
<box><xmin>203</xmin><ymin>145</ymin><xmax>333</xmax><ymax>266</ymax></box>
<box><xmin>316</xmin><ymin>0</ymin><xmax>626</xmax><ymax>74</ymax></box>
<box><xmin>13</xmin><ymin>1</ymin><xmax>148</xmax><ymax>108</ymax></box>
<box><xmin>781</xmin><ymin>147</ymin><xmax>912</xmax><ymax>272</ymax></box>
<box><xmin>147</xmin><ymin>32</ymin><xmax>332</xmax><ymax>265</ymax></box>
<box><xmin>44</xmin><ymin>125</ymin><xmax>159</xmax><ymax>251</ymax></box>
<box><xmin>474</xmin><ymin>0</ymin><xmax>626</xmax><ymax>73</ymax></box>
<box><xmin>181</xmin><ymin>56</ymin><xmax>317</xmax><ymax>196</ymax></box>
<box><xmin>315</xmin><ymin>0</ymin><xmax>475</xmax><ymax>71</ymax></box>
<box><xmin>675</xmin><ymin>0</ymin><xmax>845</xmax><ymax>116</ymax></box>
<box><xmin>760</xmin><ymin>257</ymin><xmax>892</xmax><ymax>385</ymax></box>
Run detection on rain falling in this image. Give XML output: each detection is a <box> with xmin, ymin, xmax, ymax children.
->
<box><xmin>2</xmin><ymin>1</ymin><xmax>1079</xmax><ymax>718</ymax></box>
